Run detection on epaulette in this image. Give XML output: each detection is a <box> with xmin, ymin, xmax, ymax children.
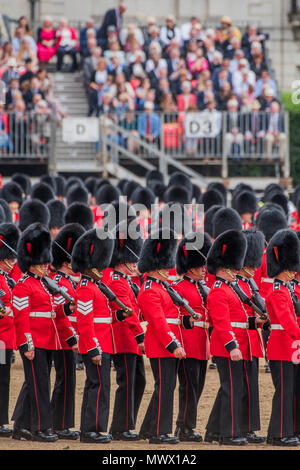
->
<box><xmin>80</xmin><ymin>278</ymin><xmax>89</xmax><ymax>287</ymax></box>
<box><xmin>214</xmin><ymin>280</ymin><xmax>222</xmax><ymax>288</ymax></box>
<box><xmin>18</xmin><ymin>274</ymin><xmax>29</xmax><ymax>283</ymax></box>
<box><xmin>273</xmin><ymin>282</ymin><xmax>281</xmax><ymax>291</ymax></box>
<box><xmin>144</xmin><ymin>280</ymin><xmax>152</xmax><ymax>290</ymax></box>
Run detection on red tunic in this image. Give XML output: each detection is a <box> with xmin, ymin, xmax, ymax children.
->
<box><xmin>253</xmin><ymin>250</ymin><xmax>273</xmax><ymax>300</ymax></box>
<box><xmin>137</xmin><ymin>277</ymin><xmax>184</xmax><ymax>358</ymax></box>
<box><xmin>207</xmin><ymin>278</ymin><xmax>252</xmax><ymax>360</ymax></box>
<box><xmin>53</xmin><ymin>271</ymin><xmax>78</xmax><ymax>349</ymax></box>
<box><xmin>9</xmin><ymin>263</ymin><xmax>23</xmax><ymax>283</ymax></box>
<box><xmin>0</xmin><ymin>271</ymin><xmax>15</xmax><ymax>350</ymax></box>
<box><xmin>108</xmin><ymin>272</ymin><xmax>144</xmax><ymax>355</ymax></box>
<box><xmin>266</xmin><ymin>280</ymin><xmax>300</xmax><ymax>362</ymax></box>
<box><xmin>12</xmin><ymin>273</ymin><xmax>74</xmax><ymax>351</ymax></box>
<box><xmin>172</xmin><ymin>277</ymin><xmax>210</xmax><ymax>360</ymax></box>
<box><xmin>75</xmin><ymin>276</ymin><xmax>114</xmax><ymax>355</ymax></box>
<box><xmin>236</xmin><ymin>276</ymin><xmax>264</xmax><ymax>358</ymax></box>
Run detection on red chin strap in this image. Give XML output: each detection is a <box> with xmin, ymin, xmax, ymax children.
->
<box><xmin>273</xmin><ymin>246</ymin><xmax>279</xmax><ymax>262</ymax></box>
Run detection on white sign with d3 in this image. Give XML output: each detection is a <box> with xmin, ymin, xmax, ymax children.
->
<box><xmin>62</xmin><ymin>117</ymin><xmax>99</xmax><ymax>142</ymax></box>
<box><xmin>184</xmin><ymin>112</ymin><xmax>222</xmax><ymax>138</ymax></box>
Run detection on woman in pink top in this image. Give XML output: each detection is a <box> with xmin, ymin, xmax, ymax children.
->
<box><xmin>177</xmin><ymin>81</ymin><xmax>197</xmax><ymax>111</ymax></box>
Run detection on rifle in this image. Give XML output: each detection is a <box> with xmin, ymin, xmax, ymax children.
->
<box><xmin>231</xmin><ymin>281</ymin><xmax>269</xmax><ymax>321</ymax></box>
<box><xmin>161</xmin><ymin>281</ymin><xmax>201</xmax><ymax>320</ymax></box>
<box><xmin>248</xmin><ymin>278</ymin><xmax>267</xmax><ymax>314</ymax></box>
<box><xmin>42</xmin><ymin>276</ymin><xmax>75</xmax><ymax>305</ymax></box>
<box><xmin>0</xmin><ymin>289</ymin><xmax>7</xmax><ymax>317</ymax></box>
<box><xmin>287</xmin><ymin>282</ymin><xmax>300</xmax><ymax>317</ymax></box>
<box><xmin>97</xmin><ymin>281</ymin><xmax>133</xmax><ymax>316</ymax></box>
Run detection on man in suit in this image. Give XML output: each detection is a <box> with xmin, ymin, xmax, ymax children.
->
<box><xmin>265</xmin><ymin>101</ymin><xmax>286</xmax><ymax>160</ymax></box>
<box><xmin>137</xmin><ymin>101</ymin><xmax>161</xmax><ymax>145</ymax></box>
<box><xmin>225</xmin><ymin>98</ymin><xmax>244</xmax><ymax>158</ymax></box>
<box><xmin>99</xmin><ymin>3</ymin><xmax>127</xmax><ymax>40</ymax></box>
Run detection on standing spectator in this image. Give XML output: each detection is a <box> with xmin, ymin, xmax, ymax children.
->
<box><xmin>177</xmin><ymin>81</ymin><xmax>196</xmax><ymax>111</ymax></box>
<box><xmin>37</xmin><ymin>17</ymin><xmax>57</xmax><ymax>64</ymax></box>
<box><xmin>0</xmin><ymin>8</ymin><xmax>10</xmax><ymax>45</ymax></box>
<box><xmin>99</xmin><ymin>2</ymin><xmax>127</xmax><ymax>40</ymax></box>
<box><xmin>159</xmin><ymin>15</ymin><xmax>181</xmax><ymax>49</ymax></box>
<box><xmin>243</xmin><ymin>99</ymin><xmax>265</xmax><ymax>154</ymax></box>
<box><xmin>11</xmin><ymin>99</ymin><xmax>30</xmax><ymax>154</ymax></box>
<box><xmin>23</xmin><ymin>76</ymin><xmax>45</xmax><ymax>110</ymax></box>
<box><xmin>83</xmin><ymin>47</ymin><xmax>102</xmax><ymax>91</ymax></box>
<box><xmin>0</xmin><ymin>102</ymin><xmax>12</xmax><ymax>152</ymax></box>
<box><xmin>5</xmin><ymin>77</ymin><xmax>20</xmax><ymax>110</ymax></box>
<box><xmin>265</xmin><ymin>101</ymin><xmax>286</xmax><ymax>160</ymax></box>
<box><xmin>55</xmin><ymin>19</ymin><xmax>79</xmax><ymax>72</ymax></box>
<box><xmin>1</xmin><ymin>57</ymin><xmax>20</xmax><ymax>86</ymax></box>
<box><xmin>137</xmin><ymin>101</ymin><xmax>161</xmax><ymax>145</ymax></box>
<box><xmin>31</xmin><ymin>100</ymin><xmax>51</xmax><ymax>153</ymax></box>
<box><xmin>88</xmin><ymin>81</ymin><xmax>105</xmax><ymax>117</ymax></box>
<box><xmin>225</xmin><ymin>98</ymin><xmax>244</xmax><ymax>158</ymax></box>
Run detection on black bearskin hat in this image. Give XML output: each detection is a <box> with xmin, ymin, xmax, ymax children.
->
<box><xmin>96</xmin><ymin>185</ymin><xmax>121</xmax><ymax>206</ymax></box>
<box><xmin>19</xmin><ymin>199</ymin><xmax>50</xmax><ymax>232</ymax></box>
<box><xmin>206</xmin><ymin>229</ymin><xmax>247</xmax><ymax>275</ymax></box>
<box><xmin>204</xmin><ymin>205</ymin><xmax>223</xmax><ymax>238</ymax></box>
<box><xmin>168</xmin><ymin>172</ymin><xmax>193</xmax><ymax>199</ymax></box>
<box><xmin>84</xmin><ymin>177</ymin><xmax>98</xmax><ymax>196</ymax></box>
<box><xmin>123</xmin><ymin>181</ymin><xmax>141</xmax><ymax>200</ymax></box>
<box><xmin>0</xmin><ymin>223</ymin><xmax>19</xmax><ymax>260</ymax></box>
<box><xmin>47</xmin><ymin>200</ymin><xmax>66</xmax><ymax>229</ymax></box>
<box><xmin>12</xmin><ymin>173</ymin><xmax>31</xmax><ymax>196</ymax></box>
<box><xmin>234</xmin><ymin>190</ymin><xmax>258</xmax><ymax>215</ymax></box>
<box><xmin>131</xmin><ymin>187</ymin><xmax>155</xmax><ymax>210</ymax></box>
<box><xmin>243</xmin><ymin>229</ymin><xmax>265</xmax><ymax>268</ymax></box>
<box><xmin>66</xmin><ymin>184</ymin><xmax>89</xmax><ymax>206</ymax></box>
<box><xmin>52</xmin><ymin>223</ymin><xmax>85</xmax><ymax>269</ymax></box>
<box><xmin>17</xmin><ymin>222</ymin><xmax>52</xmax><ymax>273</ymax></box>
<box><xmin>256</xmin><ymin>208</ymin><xmax>287</xmax><ymax>243</ymax></box>
<box><xmin>138</xmin><ymin>228</ymin><xmax>177</xmax><ymax>274</ymax></box>
<box><xmin>40</xmin><ymin>175</ymin><xmax>57</xmax><ymax>193</ymax></box>
<box><xmin>102</xmin><ymin>201</ymin><xmax>136</xmax><ymax>231</ymax></box>
<box><xmin>176</xmin><ymin>232</ymin><xmax>212</xmax><ymax>275</ymax></box>
<box><xmin>1</xmin><ymin>182</ymin><xmax>23</xmax><ymax>205</ymax></box>
<box><xmin>71</xmin><ymin>228</ymin><xmax>114</xmax><ymax>273</ymax></box>
<box><xmin>110</xmin><ymin>219</ymin><xmax>143</xmax><ymax>268</ymax></box>
<box><xmin>30</xmin><ymin>182</ymin><xmax>55</xmax><ymax>203</ymax></box>
<box><xmin>267</xmin><ymin>229</ymin><xmax>300</xmax><ymax>278</ymax></box>
<box><xmin>212</xmin><ymin>207</ymin><xmax>242</xmax><ymax>239</ymax></box>
<box><xmin>0</xmin><ymin>206</ymin><xmax>5</xmax><ymax>224</ymax></box>
<box><xmin>163</xmin><ymin>185</ymin><xmax>190</xmax><ymax>205</ymax></box>
<box><xmin>54</xmin><ymin>175</ymin><xmax>67</xmax><ymax>198</ymax></box>
<box><xmin>64</xmin><ymin>203</ymin><xmax>94</xmax><ymax>230</ymax></box>
<box><xmin>146</xmin><ymin>170</ymin><xmax>164</xmax><ymax>186</ymax></box>
<box><xmin>207</xmin><ymin>182</ymin><xmax>228</xmax><ymax>203</ymax></box>
<box><xmin>149</xmin><ymin>181</ymin><xmax>166</xmax><ymax>202</ymax></box>
<box><xmin>268</xmin><ymin>192</ymin><xmax>289</xmax><ymax>217</ymax></box>
<box><xmin>201</xmin><ymin>189</ymin><xmax>224</xmax><ymax>212</ymax></box>
<box><xmin>0</xmin><ymin>199</ymin><xmax>12</xmax><ymax>223</ymax></box>
<box><xmin>157</xmin><ymin>203</ymin><xmax>192</xmax><ymax>237</ymax></box>
<box><xmin>192</xmin><ymin>184</ymin><xmax>202</xmax><ymax>203</ymax></box>
<box><xmin>116</xmin><ymin>179</ymin><xmax>129</xmax><ymax>193</ymax></box>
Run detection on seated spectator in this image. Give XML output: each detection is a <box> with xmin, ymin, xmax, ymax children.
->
<box><xmin>232</xmin><ymin>58</ymin><xmax>256</xmax><ymax>95</ymax></box>
<box><xmin>229</xmin><ymin>49</ymin><xmax>245</xmax><ymax>73</ymax></box>
<box><xmin>160</xmin><ymin>92</ymin><xmax>178</xmax><ymax>114</ymax></box>
<box><xmin>166</xmin><ymin>46</ymin><xmax>181</xmax><ymax>78</ymax></box>
<box><xmin>216</xmin><ymin>80</ymin><xmax>232</xmax><ymax>110</ymax></box>
<box><xmin>254</xmin><ymin>69</ymin><xmax>277</xmax><ymax>98</ymax></box>
<box><xmin>90</xmin><ymin>57</ymin><xmax>108</xmax><ymax>85</ymax></box>
<box><xmin>143</xmin><ymin>25</ymin><xmax>164</xmax><ymax>57</ymax></box>
<box><xmin>0</xmin><ymin>102</ymin><xmax>12</xmax><ymax>152</ymax></box>
<box><xmin>121</xmin><ymin>24</ymin><xmax>144</xmax><ymax>49</ymax></box>
<box><xmin>225</xmin><ymin>98</ymin><xmax>244</xmax><ymax>157</ymax></box>
<box><xmin>265</xmin><ymin>101</ymin><xmax>286</xmax><ymax>160</ymax></box>
<box><xmin>107</xmin><ymin>54</ymin><xmax>125</xmax><ymax>77</ymax></box>
<box><xmin>80</xmin><ymin>19</ymin><xmax>99</xmax><ymax>57</ymax></box>
<box><xmin>242</xmin><ymin>24</ymin><xmax>269</xmax><ymax>60</ymax></box>
<box><xmin>137</xmin><ymin>101</ymin><xmax>160</xmax><ymax>144</ymax></box>
<box><xmin>145</xmin><ymin>44</ymin><xmax>166</xmax><ymax>73</ymax></box>
<box><xmin>115</xmin><ymin>91</ymin><xmax>133</xmax><ymax>113</ymax></box>
<box><xmin>127</xmin><ymin>50</ymin><xmax>146</xmax><ymax>80</ymax></box>
<box><xmin>143</xmin><ymin>16</ymin><xmax>157</xmax><ymax>41</ymax></box>
<box><xmin>5</xmin><ymin>77</ymin><xmax>20</xmax><ymax>110</ymax></box>
<box><xmin>180</xmin><ymin>16</ymin><xmax>201</xmax><ymax>43</ymax></box>
<box><xmin>83</xmin><ymin>47</ymin><xmax>102</xmax><ymax>91</ymax></box>
<box><xmin>55</xmin><ymin>18</ymin><xmax>79</xmax><ymax>72</ymax></box>
<box><xmin>37</xmin><ymin>16</ymin><xmax>57</xmax><ymax>64</ymax></box>
<box><xmin>110</xmin><ymin>72</ymin><xmax>134</xmax><ymax>100</ymax></box>
<box><xmin>177</xmin><ymin>81</ymin><xmax>196</xmax><ymax>111</ymax></box>
<box><xmin>16</xmin><ymin>37</ymin><xmax>38</xmax><ymax>69</ymax></box>
<box><xmin>135</xmin><ymin>76</ymin><xmax>151</xmax><ymax>110</ymax></box>
<box><xmin>23</xmin><ymin>76</ymin><xmax>45</xmax><ymax>110</ymax></box>
<box><xmin>189</xmin><ymin>47</ymin><xmax>209</xmax><ymax>78</ymax></box>
<box><xmin>155</xmin><ymin>77</ymin><xmax>171</xmax><ymax>106</ymax></box>
<box><xmin>124</xmin><ymin>30</ymin><xmax>143</xmax><ymax>55</ymax></box>
<box><xmin>218</xmin><ymin>16</ymin><xmax>241</xmax><ymax>42</ymax></box>
<box><xmin>104</xmin><ymin>38</ymin><xmax>125</xmax><ymax>65</ymax></box>
<box><xmin>19</xmin><ymin>58</ymin><xmax>36</xmax><ymax>86</ymax></box>
<box><xmin>209</xmin><ymin>51</ymin><xmax>223</xmax><ymax>75</ymax></box>
<box><xmin>0</xmin><ymin>41</ymin><xmax>16</xmax><ymax>68</ymax></box>
<box><xmin>224</xmin><ymin>37</ymin><xmax>242</xmax><ymax>61</ymax></box>
<box><xmin>1</xmin><ymin>57</ymin><xmax>20</xmax><ymax>86</ymax></box>
<box><xmin>12</xmin><ymin>26</ymin><xmax>37</xmax><ymax>54</ymax></box>
<box><xmin>18</xmin><ymin>16</ymin><xmax>33</xmax><ymax>37</ymax></box>
<box><xmin>82</xmin><ymin>31</ymin><xmax>98</xmax><ymax>58</ymax></box>
<box><xmin>212</xmin><ymin>65</ymin><xmax>232</xmax><ymax>92</ymax></box>
<box><xmin>159</xmin><ymin>15</ymin><xmax>181</xmax><ymax>49</ymax></box>
<box><xmin>259</xmin><ymin>86</ymin><xmax>279</xmax><ymax>111</ymax></box>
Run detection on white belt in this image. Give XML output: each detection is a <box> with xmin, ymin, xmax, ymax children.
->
<box><xmin>93</xmin><ymin>317</ymin><xmax>112</xmax><ymax>324</ymax></box>
<box><xmin>231</xmin><ymin>322</ymin><xmax>248</xmax><ymax>329</ymax></box>
<box><xmin>194</xmin><ymin>321</ymin><xmax>209</xmax><ymax>329</ymax></box>
<box><xmin>68</xmin><ymin>315</ymin><xmax>77</xmax><ymax>322</ymax></box>
<box><xmin>30</xmin><ymin>311</ymin><xmax>56</xmax><ymax>319</ymax></box>
<box><xmin>270</xmin><ymin>324</ymin><xmax>284</xmax><ymax>331</ymax></box>
<box><xmin>166</xmin><ymin>318</ymin><xmax>180</xmax><ymax>325</ymax></box>
<box><xmin>262</xmin><ymin>278</ymin><xmax>274</xmax><ymax>284</ymax></box>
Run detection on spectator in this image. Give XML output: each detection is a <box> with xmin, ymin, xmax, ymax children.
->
<box><xmin>121</xmin><ymin>24</ymin><xmax>144</xmax><ymax>49</ymax></box>
<box><xmin>135</xmin><ymin>77</ymin><xmax>151</xmax><ymax>110</ymax></box>
<box><xmin>216</xmin><ymin>80</ymin><xmax>232</xmax><ymax>110</ymax></box>
<box><xmin>201</xmin><ymin>99</ymin><xmax>222</xmax><ymax>156</ymax></box>
<box><xmin>99</xmin><ymin>2</ymin><xmax>127</xmax><ymax>40</ymax></box>
<box><xmin>23</xmin><ymin>76</ymin><xmax>45</xmax><ymax>110</ymax></box>
<box><xmin>127</xmin><ymin>50</ymin><xmax>146</xmax><ymax>80</ymax></box>
<box><xmin>229</xmin><ymin>49</ymin><xmax>245</xmax><ymax>73</ymax></box>
<box><xmin>1</xmin><ymin>57</ymin><xmax>20</xmax><ymax>86</ymax></box>
<box><xmin>104</xmin><ymin>39</ymin><xmax>125</xmax><ymax>66</ymax></box>
<box><xmin>81</xmin><ymin>29</ymin><xmax>98</xmax><ymax>58</ymax></box>
<box><xmin>0</xmin><ymin>41</ymin><xmax>15</xmax><ymax>67</ymax></box>
<box><xmin>5</xmin><ymin>77</ymin><xmax>20</xmax><ymax>110</ymax></box>
<box><xmin>0</xmin><ymin>102</ymin><xmax>12</xmax><ymax>152</ymax></box>
<box><xmin>31</xmin><ymin>99</ymin><xmax>51</xmax><ymax>153</ymax></box>
<box><xmin>155</xmin><ymin>77</ymin><xmax>171</xmax><ymax>107</ymax></box>
<box><xmin>180</xmin><ymin>16</ymin><xmax>201</xmax><ymax>42</ymax></box>
<box><xmin>37</xmin><ymin>16</ymin><xmax>57</xmax><ymax>64</ymax></box>
<box><xmin>90</xmin><ymin>57</ymin><xmax>108</xmax><ymax>85</ymax></box>
<box><xmin>243</xmin><ymin>99</ymin><xmax>265</xmax><ymax>154</ymax></box>
<box><xmin>18</xmin><ymin>16</ymin><xmax>33</xmax><ymax>37</ymax></box>
<box><xmin>159</xmin><ymin>92</ymin><xmax>177</xmax><ymax>113</ymax></box>
<box><xmin>88</xmin><ymin>81</ymin><xmax>105</xmax><ymax>116</ymax></box>
<box><xmin>225</xmin><ymin>98</ymin><xmax>244</xmax><ymax>158</ymax></box>
<box><xmin>259</xmin><ymin>86</ymin><xmax>278</xmax><ymax>111</ymax></box>
<box><xmin>254</xmin><ymin>69</ymin><xmax>277</xmax><ymax>98</ymax></box>
<box><xmin>189</xmin><ymin>47</ymin><xmax>209</xmax><ymax>78</ymax></box>
<box><xmin>137</xmin><ymin>101</ymin><xmax>160</xmax><ymax>144</ymax></box>
<box><xmin>143</xmin><ymin>26</ymin><xmax>164</xmax><ymax>57</ymax></box>
<box><xmin>83</xmin><ymin>47</ymin><xmax>102</xmax><ymax>91</ymax></box>
<box><xmin>144</xmin><ymin>16</ymin><xmax>157</xmax><ymax>41</ymax></box>
<box><xmin>80</xmin><ymin>19</ymin><xmax>99</xmax><ymax>57</ymax></box>
<box><xmin>218</xmin><ymin>16</ymin><xmax>241</xmax><ymax>42</ymax></box>
<box><xmin>159</xmin><ymin>15</ymin><xmax>181</xmax><ymax>49</ymax></box>
<box><xmin>12</xmin><ymin>26</ymin><xmax>37</xmax><ymax>54</ymax></box>
<box><xmin>19</xmin><ymin>58</ymin><xmax>35</xmax><ymax>86</ymax></box>
<box><xmin>242</xmin><ymin>24</ymin><xmax>269</xmax><ymax>60</ymax></box>
<box><xmin>11</xmin><ymin>99</ymin><xmax>30</xmax><ymax>154</ymax></box>
<box><xmin>265</xmin><ymin>101</ymin><xmax>286</xmax><ymax>160</ymax></box>
<box><xmin>250</xmin><ymin>50</ymin><xmax>267</xmax><ymax>78</ymax></box>
<box><xmin>119</xmin><ymin>110</ymin><xmax>139</xmax><ymax>153</ymax></box>
<box><xmin>232</xmin><ymin>58</ymin><xmax>256</xmax><ymax>95</ymax></box>
<box><xmin>177</xmin><ymin>81</ymin><xmax>196</xmax><ymax>111</ymax></box>
<box><xmin>55</xmin><ymin>18</ymin><xmax>79</xmax><ymax>72</ymax></box>
<box><xmin>0</xmin><ymin>9</ymin><xmax>10</xmax><ymax>45</ymax></box>
<box><xmin>16</xmin><ymin>37</ymin><xmax>38</xmax><ymax>68</ymax></box>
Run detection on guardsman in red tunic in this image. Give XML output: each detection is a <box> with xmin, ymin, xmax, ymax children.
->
<box><xmin>235</xmin><ymin>230</ymin><xmax>266</xmax><ymax>443</ymax></box>
<box><xmin>137</xmin><ymin>228</ymin><xmax>189</xmax><ymax>445</ymax></box>
<box><xmin>12</xmin><ymin>223</ymin><xmax>77</xmax><ymax>442</ymax></box>
<box><xmin>50</xmin><ymin>223</ymin><xmax>85</xmax><ymax>440</ymax></box>
<box><xmin>172</xmin><ymin>232</ymin><xmax>212</xmax><ymax>442</ymax></box>
<box><xmin>265</xmin><ymin>229</ymin><xmax>300</xmax><ymax>447</ymax></box>
<box><xmin>0</xmin><ymin>223</ymin><xmax>19</xmax><ymax>438</ymax></box>
<box><xmin>108</xmin><ymin>219</ymin><xmax>146</xmax><ymax>441</ymax></box>
<box><xmin>205</xmin><ymin>229</ymin><xmax>250</xmax><ymax>446</ymax></box>
<box><xmin>72</xmin><ymin>228</ymin><xmax>116</xmax><ymax>444</ymax></box>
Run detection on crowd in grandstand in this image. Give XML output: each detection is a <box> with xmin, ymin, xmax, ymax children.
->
<box><xmin>0</xmin><ymin>4</ymin><xmax>286</xmax><ymax>159</ymax></box>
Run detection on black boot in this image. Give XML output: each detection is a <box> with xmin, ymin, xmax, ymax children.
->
<box><xmin>0</xmin><ymin>425</ymin><xmax>12</xmax><ymax>438</ymax></box>
<box><xmin>80</xmin><ymin>432</ymin><xmax>111</xmax><ymax>443</ymax></box>
<box><xmin>55</xmin><ymin>429</ymin><xmax>80</xmax><ymax>440</ymax></box>
<box><xmin>175</xmin><ymin>426</ymin><xmax>202</xmax><ymax>442</ymax></box>
<box><xmin>204</xmin><ymin>431</ymin><xmax>220</xmax><ymax>443</ymax></box>
<box><xmin>12</xmin><ymin>428</ymin><xmax>32</xmax><ymax>441</ymax></box>
<box><xmin>244</xmin><ymin>432</ymin><xmax>266</xmax><ymax>443</ymax></box>
<box><xmin>112</xmin><ymin>431</ymin><xmax>140</xmax><ymax>441</ymax></box>
<box><xmin>31</xmin><ymin>429</ymin><xmax>58</xmax><ymax>442</ymax></box>
<box><xmin>219</xmin><ymin>436</ymin><xmax>248</xmax><ymax>446</ymax></box>
<box><xmin>267</xmin><ymin>436</ymin><xmax>299</xmax><ymax>447</ymax></box>
<box><xmin>149</xmin><ymin>434</ymin><xmax>179</xmax><ymax>444</ymax></box>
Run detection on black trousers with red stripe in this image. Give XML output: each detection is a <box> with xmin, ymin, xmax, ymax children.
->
<box><xmin>268</xmin><ymin>360</ymin><xmax>296</xmax><ymax>438</ymax></box>
<box><xmin>140</xmin><ymin>357</ymin><xmax>178</xmax><ymax>437</ymax></box>
<box><xmin>80</xmin><ymin>353</ymin><xmax>111</xmax><ymax>433</ymax></box>
<box><xmin>12</xmin><ymin>348</ymin><xmax>53</xmax><ymax>432</ymax></box>
<box><xmin>176</xmin><ymin>358</ymin><xmax>207</xmax><ymax>431</ymax></box>
<box><xmin>206</xmin><ymin>356</ymin><xmax>244</xmax><ymax>438</ymax></box>
<box><xmin>51</xmin><ymin>349</ymin><xmax>76</xmax><ymax>431</ymax></box>
<box><xmin>0</xmin><ymin>349</ymin><xmax>13</xmax><ymax>426</ymax></box>
<box><xmin>242</xmin><ymin>357</ymin><xmax>261</xmax><ymax>433</ymax></box>
<box><xmin>110</xmin><ymin>353</ymin><xmax>146</xmax><ymax>433</ymax></box>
